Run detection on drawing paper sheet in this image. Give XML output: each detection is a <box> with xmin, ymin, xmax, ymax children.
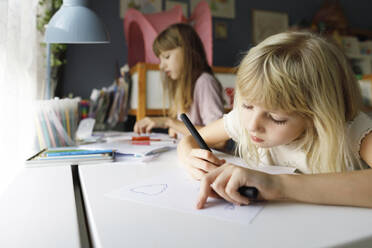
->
<box><xmin>106</xmin><ymin>169</ymin><xmax>264</xmax><ymax>225</ymax></box>
<box><xmin>79</xmin><ymin>132</ymin><xmax>177</xmax><ymax>157</ymax></box>
<box><xmin>217</xmin><ymin>153</ymin><xmax>297</xmax><ymax>175</ymax></box>
<box><xmin>101</xmin><ymin>131</ymin><xmax>174</xmax><ymax>143</ymax></box>
<box><xmin>80</xmin><ymin>141</ymin><xmax>173</xmax><ymax>156</ymax></box>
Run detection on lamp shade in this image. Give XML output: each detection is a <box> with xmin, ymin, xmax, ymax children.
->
<box><xmin>45</xmin><ymin>0</ymin><xmax>109</xmax><ymax>43</ymax></box>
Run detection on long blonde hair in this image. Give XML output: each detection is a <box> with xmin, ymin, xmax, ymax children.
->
<box><xmin>235</xmin><ymin>31</ymin><xmax>362</xmax><ymax>173</ymax></box>
<box><xmin>153</xmin><ymin>23</ymin><xmax>213</xmax><ymax>117</ymax></box>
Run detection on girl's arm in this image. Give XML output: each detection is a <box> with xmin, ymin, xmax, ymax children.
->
<box><xmin>280</xmin><ymin>131</ymin><xmax>372</xmax><ymax>207</ymax></box>
<box><xmin>134</xmin><ymin>116</ymin><xmax>227</xmax><ymax>150</ymax></box>
<box><xmin>133</xmin><ymin>117</ymin><xmax>202</xmax><ymax>135</ymax></box>
<box><xmin>177</xmin><ymin>118</ymin><xmax>230</xmax><ymax>180</ymax></box>
<box><xmin>133</xmin><ymin>117</ymin><xmax>167</xmax><ymax>134</ymax></box>
<box><xmin>166</xmin><ymin>118</ymin><xmax>202</xmax><ymax>136</ymax></box>
<box><xmin>197</xmin><ymin>132</ymin><xmax>372</xmax><ymax>208</ymax></box>
<box><xmin>167</xmin><ymin>118</ymin><xmax>228</xmax><ymax>150</ymax></box>
<box><xmin>278</xmin><ymin>168</ymin><xmax>372</xmax><ymax>208</ymax></box>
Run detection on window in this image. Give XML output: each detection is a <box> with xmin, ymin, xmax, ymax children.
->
<box><xmin>0</xmin><ymin>0</ymin><xmax>44</xmax><ymax>194</ymax></box>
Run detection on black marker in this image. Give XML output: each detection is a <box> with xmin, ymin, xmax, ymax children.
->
<box><xmin>180</xmin><ymin>113</ymin><xmax>258</xmax><ymax>200</ymax></box>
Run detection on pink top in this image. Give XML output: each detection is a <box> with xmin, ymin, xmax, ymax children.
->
<box><xmin>185</xmin><ymin>72</ymin><xmax>224</xmax><ymax>126</ymax></box>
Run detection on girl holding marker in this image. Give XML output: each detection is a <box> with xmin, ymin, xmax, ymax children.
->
<box><xmin>133</xmin><ymin>23</ymin><xmax>225</xmax><ymax>139</ymax></box>
<box><xmin>177</xmin><ymin>31</ymin><xmax>372</xmax><ymax>209</ymax></box>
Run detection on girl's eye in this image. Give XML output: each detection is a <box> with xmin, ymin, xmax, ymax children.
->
<box><xmin>160</xmin><ymin>53</ymin><xmax>170</xmax><ymax>59</ymax></box>
<box><xmin>269</xmin><ymin>116</ymin><xmax>287</xmax><ymax>125</ymax></box>
<box><xmin>242</xmin><ymin>104</ymin><xmax>253</xmax><ymax>110</ymax></box>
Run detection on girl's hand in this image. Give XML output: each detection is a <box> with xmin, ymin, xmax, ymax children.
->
<box><xmin>182</xmin><ymin>148</ymin><xmax>226</xmax><ymax>180</ymax></box>
<box><xmin>168</xmin><ymin>128</ymin><xmax>178</xmax><ymax>139</ymax></box>
<box><xmin>196</xmin><ymin>164</ymin><xmax>282</xmax><ymax>209</ymax></box>
<box><xmin>133</xmin><ymin>117</ymin><xmax>167</xmax><ymax>134</ymax></box>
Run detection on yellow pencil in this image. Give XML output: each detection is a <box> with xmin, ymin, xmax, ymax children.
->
<box><xmin>65</xmin><ymin>108</ymin><xmax>71</xmax><ymax>138</ymax></box>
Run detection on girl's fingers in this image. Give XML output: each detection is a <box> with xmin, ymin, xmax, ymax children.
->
<box><xmin>225</xmin><ymin>173</ymin><xmax>251</xmax><ymax>205</ymax></box>
<box><xmin>197</xmin><ymin>171</ymin><xmax>217</xmax><ymax>209</ymax></box>
<box><xmin>187</xmin><ymin>167</ymin><xmax>205</xmax><ymax>180</ymax></box>
<box><xmin>208</xmin><ymin>189</ymin><xmax>220</xmax><ymax>199</ymax></box>
<box><xmin>211</xmin><ymin>170</ymin><xmax>241</xmax><ymax>205</ymax></box>
<box><xmin>197</xmin><ymin>164</ymin><xmax>254</xmax><ymax>209</ymax></box>
<box><xmin>197</xmin><ymin>167</ymin><xmax>227</xmax><ymax>208</ymax></box>
<box><xmin>140</xmin><ymin>125</ymin><xmax>147</xmax><ymax>134</ymax></box>
<box><xmin>133</xmin><ymin>123</ymin><xmax>139</xmax><ymax>134</ymax></box>
<box><xmin>146</xmin><ymin>122</ymin><xmax>154</xmax><ymax>133</ymax></box>
<box><xmin>188</xmin><ymin>156</ymin><xmax>218</xmax><ymax>172</ymax></box>
<box><xmin>190</xmin><ymin>149</ymin><xmax>225</xmax><ymax>165</ymax></box>
<box><xmin>133</xmin><ymin>118</ymin><xmax>155</xmax><ymax>134</ymax></box>
<box><xmin>168</xmin><ymin>128</ymin><xmax>177</xmax><ymax>138</ymax></box>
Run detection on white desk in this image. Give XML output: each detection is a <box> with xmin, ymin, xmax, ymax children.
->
<box><xmin>78</xmin><ymin>149</ymin><xmax>372</xmax><ymax>248</ymax></box>
<box><xmin>0</xmin><ymin>166</ymin><xmax>81</xmax><ymax>248</ymax></box>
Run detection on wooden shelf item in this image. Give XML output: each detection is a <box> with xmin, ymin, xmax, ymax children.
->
<box><xmin>128</xmin><ymin>62</ymin><xmax>236</xmax><ymax>120</ymax></box>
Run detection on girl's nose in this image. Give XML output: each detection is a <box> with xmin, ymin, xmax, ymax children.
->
<box><xmin>159</xmin><ymin>61</ymin><xmax>165</xmax><ymax>70</ymax></box>
<box><xmin>247</xmin><ymin>115</ymin><xmax>264</xmax><ymax>133</ymax></box>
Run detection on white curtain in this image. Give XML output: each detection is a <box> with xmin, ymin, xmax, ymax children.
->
<box><xmin>0</xmin><ymin>0</ymin><xmax>45</xmax><ymax>195</ymax></box>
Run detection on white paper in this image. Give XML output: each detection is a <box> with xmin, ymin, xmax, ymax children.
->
<box><xmin>103</xmin><ymin>131</ymin><xmax>175</xmax><ymax>143</ymax></box>
<box><xmin>216</xmin><ymin>152</ymin><xmax>297</xmax><ymax>175</ymax></box>
<box><xmin>106</xmin><ymin>169</ymin><xmax>264</xmax><ymax>225</ymax></box>
<box><xmin>79</xmin><ymin>132</ymin><xmax>177</xmax><ymax>157</ymax></box>
<box><xmin>76</xmin><ymin>118</ymin><xmax>96</xmax><ymax>140</ymax></box>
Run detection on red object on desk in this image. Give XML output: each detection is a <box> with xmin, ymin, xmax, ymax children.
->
<box><xmin>131</xmin><ymin>136</ymin><xmax>161</xmax><ymax>145</ymax></box>
<box><xmin>132</xmin><ymin>136</ymin><xmax>161</xmax><ymax>141</ymax></box>
<box><xmin>131</xmin><ymin>136</ymin><xmax>176</xmax><ymax>145</ymax></box>
<box><xmin>132</xmin><ymin>140</ymin><xmax>150</xmax><ymax>145</ymax></box>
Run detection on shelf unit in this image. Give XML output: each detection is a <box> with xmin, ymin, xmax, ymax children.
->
<box><xmin>346</xmin><ymin>52</ymin><xmax>372</xmax><ymax>75</ymax></box>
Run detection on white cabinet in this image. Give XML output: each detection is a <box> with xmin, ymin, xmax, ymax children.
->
<box><xmin>346</xmin><ymin>53</ymin><xmax>372</xmax><ymax>75</ymax></box>
<box><xmin>128</xmin><ymin>63</ymin><xmax>236</xmax><ymax>120</ymax></box>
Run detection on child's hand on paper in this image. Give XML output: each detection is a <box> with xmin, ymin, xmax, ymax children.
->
<box><xmin>134</xmin><ymin>117</ymin><xmax>167</xmax><ymax>134</ymax></box>
<box><xmin>182</xmin><ymin>148</ymin><xmax>226</xmax><ymax>180</ymax></box>
<box><xmin>168</xmin><ymin>127</ymin><xmax>178</xmax><ymax>139</ymax></box>
<box><xmin>196</xmin><ymin>163</ymin><xmax>281</xmax><ymax>209</ymax></box>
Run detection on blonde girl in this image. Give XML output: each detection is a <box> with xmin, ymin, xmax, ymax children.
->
<box><xmin>134</xmin><ymin>23</ymin><xmax>224</xmax><ymax>138</ymax></box>
<box><xmin>177</xmin><ymin>31</ymin><xmax>372</xmax><ymax>208</ymax></box>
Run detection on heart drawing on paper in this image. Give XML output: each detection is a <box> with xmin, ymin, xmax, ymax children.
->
<box><xmin>130</xmin><ymin>184</ymin><xmax>168</xmax><ymax>196</ymax></box>
<box><xmin>224</xmin><ymin>203</ymin><xmax>235</xmax><ymax>210</ymax></box>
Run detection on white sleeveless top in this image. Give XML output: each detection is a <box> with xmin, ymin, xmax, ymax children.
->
<box><xmin>223</xmin><ymin>109</ymin><xmax>372</xmax><ymax>174</ymax></box>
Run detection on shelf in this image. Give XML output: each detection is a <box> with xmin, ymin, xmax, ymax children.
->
<box><xmin>362</xmin><ymin>105</ymin><xmax>372</xmax><ymax>112</ymax></box>
<box><xmin>129</xmin><ymin>62</ymin><xmax>236</xmax><ymax>120</ymax></box>
<box><xmin>345</xmin><ymin>53</ymin><xmax>371</xmax><ymax>60</ymax></box>
<box><xmin>347</xmin><ymin>28</ymin><xmax>372</xmax><ymax>39</ymax></box>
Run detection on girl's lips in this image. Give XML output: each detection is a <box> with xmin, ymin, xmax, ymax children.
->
<box><xmin>251</xmin><ymin>135</ymin><xmax>264</xmax><ymax>143</ymax></box>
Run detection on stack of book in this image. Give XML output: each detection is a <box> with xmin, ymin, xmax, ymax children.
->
<box><xmin>88</xmin><ymin>65</ymin><xmax>131</xmax><ymax>131</ymax></box>
<box><xmin>26</xmin><ymin>148</ymin><xmax>115</xmax><ymax>166</ymax></box>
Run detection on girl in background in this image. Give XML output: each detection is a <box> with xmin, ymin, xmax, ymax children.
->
<box><xmin>177</xmin><ymin>31</ymin><xmax>372</xmax><ymax>209</ymax></box>
<box><xmin>133</xmin><ymin>23</ymin><xmax>225</xmax><ymax>139</ymax></box>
